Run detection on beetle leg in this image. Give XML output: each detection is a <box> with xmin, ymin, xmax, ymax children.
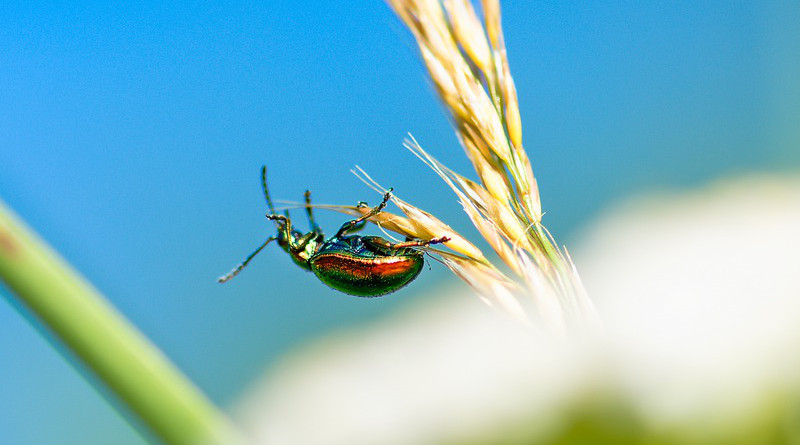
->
<box><xmin>349</xmin><ymin>202</ymin><xmax>369</xmax><ymax>233</ymax></box>
<box><xmin>388</xmin><ymin>236</ymin><xmax>451</xmax><ymax>249</ymax></box>
<box><xmin>304</xmin><ymin>190</ymin><xmax>323</xmax><ymax>235</ymax></box>
<box><xmin>363</xmin><ymin>235</ymin><xmax>451</xmax><ymax>250</ymax></box>
<box><xmin>292</xmin><ymin>231</ymin><xmax>318</xmax><ymax>253</ymax></box>
<box><xmin>267</xmin><ymin>214</ymin><xmax>298</xmax><ymax>247</ymax></box>
<box><xmin>349</xmin><ymin>220</ymin><xmax>367</xmax><ymax>232</ymax></box>
<box><xmin>335</xmin><ymin>188</ymin><xmax>393</xmax><ymax>237</ymax></box>
<box><xmin>269</xmin><ymin>213</ymin><xmax>319</xmax><ymax>253</ymax></box>
<box><xmin>218</xmin><ymin>237</ymin><xmax>277</xmax><ymax>283</ymax></box>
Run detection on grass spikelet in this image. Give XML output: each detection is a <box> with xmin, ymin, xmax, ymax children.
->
<box><xmin>434</xmin><ymin>251</ymin><xmax>528</xmax><ymax>323</ymax></box>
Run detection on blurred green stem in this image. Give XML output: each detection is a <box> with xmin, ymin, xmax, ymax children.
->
<box><xmin>0</xmin><ymin>199</ymin><xmax>242</xmax><ymax>445</ymax></box>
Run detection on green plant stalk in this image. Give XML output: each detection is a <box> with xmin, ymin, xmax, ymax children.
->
<box><xmin>0</xmin><ymin>199</ymin><xmax>243</xmax><ymax>445</ymax></box>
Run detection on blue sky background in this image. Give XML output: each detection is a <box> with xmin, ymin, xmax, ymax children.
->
<box><xmin>1</xmin><ymin>1</ymin><xmax>798</xmax><ymax>443</ymax></box>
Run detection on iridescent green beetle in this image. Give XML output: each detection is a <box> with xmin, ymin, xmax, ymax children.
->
<box><xmin>218</xmin><ymin>167</ymin><xmax>449</xmax><ymax>297</ymax></box>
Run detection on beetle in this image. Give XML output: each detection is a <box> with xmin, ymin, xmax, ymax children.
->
<box><xmin>218</xmin><ymin>166</ymin><xmax>449</xmax><ymax>297</ymax></box>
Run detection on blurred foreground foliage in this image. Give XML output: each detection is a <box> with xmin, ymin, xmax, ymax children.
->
<box><xmin>454</xmin><ymin>393</ymin><xmax>800</xmax><ymax>445</ymax></box>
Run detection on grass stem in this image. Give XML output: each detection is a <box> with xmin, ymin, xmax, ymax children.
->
<box><xmin>0</xmin><ymin>199</ymin><xmax>243</xmax><ymax>445</ymax></box>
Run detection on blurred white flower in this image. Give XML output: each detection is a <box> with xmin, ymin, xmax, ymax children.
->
<box><xmin>235</xmin><ymin>173</ymin><xmax>800</xmax><ymax>445</ymax></box>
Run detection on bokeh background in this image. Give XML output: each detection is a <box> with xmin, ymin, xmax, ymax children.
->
<box><xmin>1</xmin><ymin>1</ymin><xmax>798</xmax><ymax>444</ymax></box>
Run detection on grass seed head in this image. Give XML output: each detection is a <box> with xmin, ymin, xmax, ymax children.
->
<box><xmin>370</xmin><ymin>0</ymin><xmax>597</xmax><ymax>328</ymax></box>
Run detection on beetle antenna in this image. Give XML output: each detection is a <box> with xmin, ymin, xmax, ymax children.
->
<box><xmin>218</xmin><ymin>237</ymin><xmax>276</xmax><ymax>283</ymax></box>
<box><xmin>261</xmin><ymin>166</ymin><xmax>277</xmax><ymax>215</ymax></box>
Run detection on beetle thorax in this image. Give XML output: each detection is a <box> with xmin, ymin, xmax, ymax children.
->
<box><xmin>277</xmin><ymin>229</ymin><xmax>323</xmax><ymax>271</ymax></box>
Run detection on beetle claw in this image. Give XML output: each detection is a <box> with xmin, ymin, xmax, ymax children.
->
<box><xmin>382</xmin><ymin>188</ymin><xmax>393</xmax><ymax>204</ymax></box>
<box><xmin>428</xmin><ymin>236</ymin><xmax>450</xmax><ymax>245</ymax></box>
